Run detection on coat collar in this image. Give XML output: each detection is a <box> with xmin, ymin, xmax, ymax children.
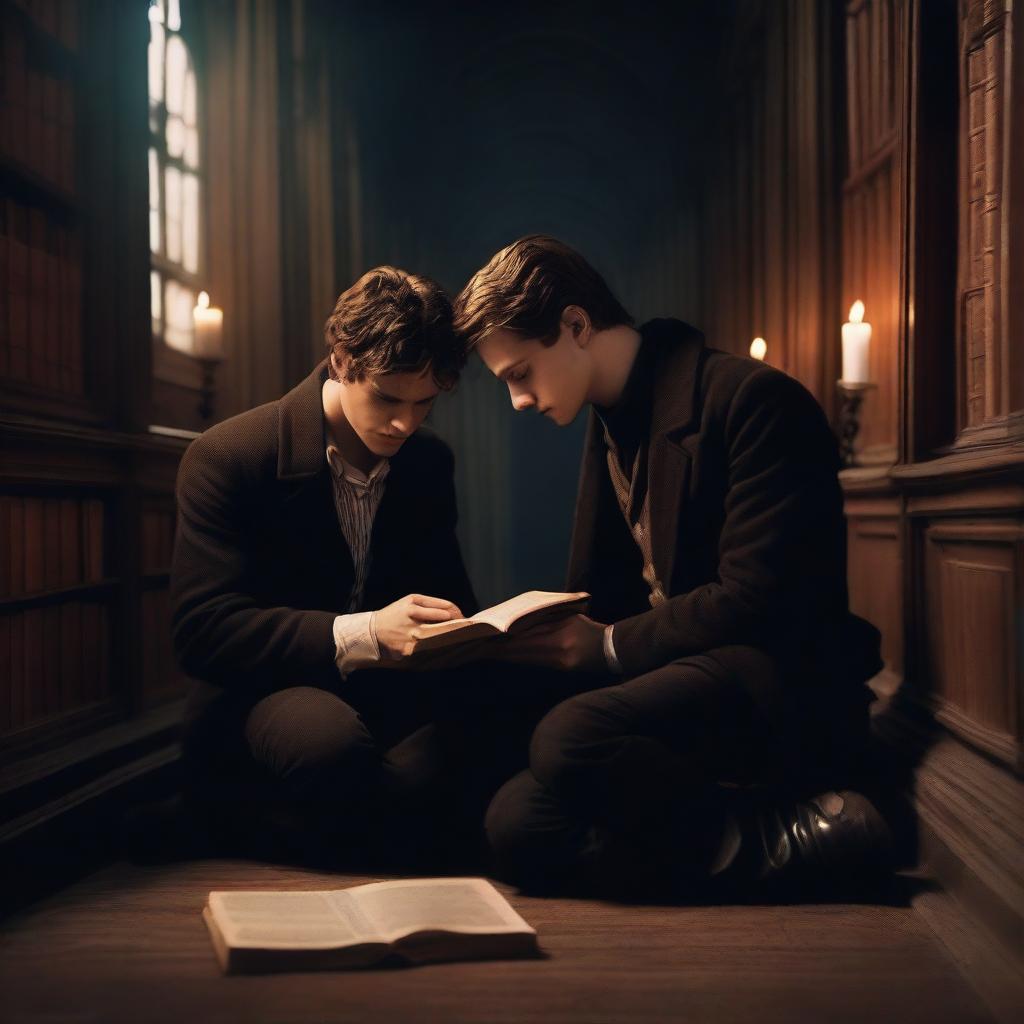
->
<box><xmin>275</xmin><ymin>358</ymin><xmax>425</xmax><ymax>484</ymax></box>
<box><xmin>565</xmin><ymin>319</ymin><xmax>706</xmax><ymax>597</ymax></box>
<box><xmin>642</xmin><ymin>318</ymin><xmax>706</xmax><ymax>443</ymax></box>
<box><xmin>277</xmin><ymin>359</ymin><xmax>331</xmax><ymax>481</ymax></box>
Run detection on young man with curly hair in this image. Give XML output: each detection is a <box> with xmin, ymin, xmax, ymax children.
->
<box><xmin>163</xmin><ymin>267</ymin><xmax>522</xmax><ymax>866</ymax></box>
<box><xmin>454</xmin><ymin>235</ymin><xmax>893</xmax><ymax>898</ymax></box>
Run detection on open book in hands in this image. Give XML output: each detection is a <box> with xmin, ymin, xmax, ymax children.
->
<box><xmin>203</xmin><ymin>877</ymin><xmax>539</xmax><ymax>974</ymax></box>
<box><xmin>407</xmin><ymin>590</ymin><xmax>589</xmax><ymax>656</ymax></box>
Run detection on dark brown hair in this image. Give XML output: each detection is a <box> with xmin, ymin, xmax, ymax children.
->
<box><xmin>324</xmin><ymin>267</ymin><xmax>465</xmax><ymax>389</ymax></box>
<box><xmin>453</xmin><ymin>235</ymin><xmax>633</xmax><ymax>348</ymax></box>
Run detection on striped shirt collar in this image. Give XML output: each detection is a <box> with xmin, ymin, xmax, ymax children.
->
<box><xmin>325</xmin><ymin>444</ymin><xmax>390</xmax><ymax>489</ymax></box>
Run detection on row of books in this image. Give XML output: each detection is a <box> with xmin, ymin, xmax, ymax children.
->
<box><xmin>1</xmin><ymin>24</ymin><xmax>77</xmax><ymax>193</ymax></box>
<box><xmin>9</xmin><ymin>0</ymin><xmax>79</xmax><ymax>50</ymax></box>
<box><xmin>0</xmin><ymin>601</ymin><xmax>111</xmax><ymax>735</ymax></box>
<box><xmin>141</xmin><ymin>508</ymin><xmax>176</xmax><ymax>576</ymax></box>
<box><xmin>0</xmin><ymin>495</ymin><xmax>104</xmax><ymax>598</ymax></box>
<box><xmin>0</xmin><ymin>197</ymin><xmax>84</xmax><ymax>394</ymax></box>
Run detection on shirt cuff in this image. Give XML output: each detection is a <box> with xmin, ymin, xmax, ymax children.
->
<box><xmin>334</xmin><ymin>611</ymin><xmax>381</xmax><ymax>678</ymax></box>
<box><xmin>603</xmin><ymin>623</ymin><xmax>623</xmax><ymax>674</ymax></box>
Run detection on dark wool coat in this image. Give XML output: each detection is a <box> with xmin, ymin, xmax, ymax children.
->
<box><xmin>566</xmin><ymin>319</ymin><xmax>882</xmax><ymax>772</ymax></box>
<box><xmin>170</xmin><ymin>360</ymin><xmax>477</xmax><ymax>695</ymax></box>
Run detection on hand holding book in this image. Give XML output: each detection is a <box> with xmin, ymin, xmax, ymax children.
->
<box><xmin>404</xmin><ymin>590</ymin><xmax>590</xmax><ymax>657</ymax></box>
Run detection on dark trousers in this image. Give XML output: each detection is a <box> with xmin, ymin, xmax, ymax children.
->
<box><xmin>180</xmin><ymin>663</ymin><xmax>596</xmax><ymax>868</ymax></box>
<box><xmin>483</xmin><ymin>646</ymin><xmax>783</xmax><ymax>896</ymax></box>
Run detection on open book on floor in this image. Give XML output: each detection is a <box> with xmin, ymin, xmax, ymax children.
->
<box><xmin>203</xmin><ymin>877</ymin><xmax>540</xmax><ymax>974</ymax></box>
<box><xmin>408</xmin><ymin>590</ymin><xmax>589</xmax><ymax>655</ymax></box>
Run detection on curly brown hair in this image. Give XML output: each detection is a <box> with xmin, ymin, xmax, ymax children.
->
<box><xmin>453</xmin><ymin>235</ymin><xmax>633</xmax><ymax>349</ymax></box>
<box><xmin>324</xmin><ymin>267</ymin><xmax>466</xmax><ymax>389</ymax></box>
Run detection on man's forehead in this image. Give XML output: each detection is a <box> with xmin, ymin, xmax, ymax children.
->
<box><xmin>369</xmin><ymin>369</ymin><xmax>439</xmax><ymax>401</ymax></box>
<box><xmin>478</xmin><ymin>328</ymin><xmax>540</xmax><ymax>376</ymax></box>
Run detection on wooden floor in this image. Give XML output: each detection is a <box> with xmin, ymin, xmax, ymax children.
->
<box><xmin>0</xmin><ymin>858</ymin><xmax>995</xmax><ymax>1024</ymax></box>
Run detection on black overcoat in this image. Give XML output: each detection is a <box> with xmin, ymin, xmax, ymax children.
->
<box><xmin>566</xmin><ymin>319</ymin><xmax>881</xmax><ymax>766</ymax></box>
<box><xmin>170</xmin><ymin>360</ymin><xmax>477</xmax><ymax>696</ymax></box>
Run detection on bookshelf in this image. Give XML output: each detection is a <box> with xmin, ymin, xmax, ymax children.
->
<box><xmin>0</xmin><ymin>2</ymin><xmax>187</xmax><ymax>829</ymax></box>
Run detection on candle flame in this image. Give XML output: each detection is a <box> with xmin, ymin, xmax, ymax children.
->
<box><xmin>849</xmin><ymin>300</ymin><xmax>865</xmax><ymax>324</ymax></box>
<box><xmin>197</xmin><ymin>291</ymin><xmax>210</xmax><ymax>309</ymax></box>
<box><xmin>749</xmin><ymin>337</ymin><xmax>767</xmax><ymax>361</ymax></box>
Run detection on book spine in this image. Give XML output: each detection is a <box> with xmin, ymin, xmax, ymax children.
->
<box><xmin>84</xmin><ymin>498</ymin><xmax>103</xmax><ymax>582</ymax></box>
<box><xmin>43</xmin><ymin>497</ymin><xmax>61</xmax><ymax>590</ymax></box>
<box><xmin>59</xmin><ymin>498</ymin><xmax>80</xmax><ymax>586</ymax></box>
<box><xmin>23</xmin><ymin>496</ymin><xmax>43</xmax><ymax>594</ymax></box>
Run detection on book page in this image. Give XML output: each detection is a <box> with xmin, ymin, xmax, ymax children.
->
<box><xmin>209</xmin><ymin>890</ymin><xmax>378</xmax><ymax>949</ymax></box>
<box><xmin>467</xmin><ymin>591</ymin><xmax>587</xmax><ymax>633</ymax></box>
<box><xmin>351</xmin><ymin>878</ymin><xmax>535</xmax><ymax>942</ymax></box>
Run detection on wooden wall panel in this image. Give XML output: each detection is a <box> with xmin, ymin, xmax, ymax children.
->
<box><xmin>846</xmin><ymin>504</ymin><xmax>904</xmax><ymax>674</ymax></box>
<box><xmin>922</xmin><ymin>519</ymin><xmax>1022</xmax><ymax>769</ymax></box>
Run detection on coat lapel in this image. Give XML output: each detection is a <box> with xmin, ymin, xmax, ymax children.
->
<box><xmin>643</xmin><ymin>320</ymin><xmax>705</xmax><ymax>591</ymax></box>
<box><xmin>276</xmin><ymin>360</ymin><xmax>355</xmax><ymax>587</ymax></box>
<box><xmin>565</xmin><ymin>411</ymin><xmax>607</xmax><ymax>592</ymax></box>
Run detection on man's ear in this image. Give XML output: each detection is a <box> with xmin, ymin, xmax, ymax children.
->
<box><xmin>329</xmin><ymin>350</ymin><xmax>346</xmax><ymax>382</ymax></box>
<box><xmin>562</xmin><ymin>305</ymin><xmax>592</xmax><ymax>347</ymax></box>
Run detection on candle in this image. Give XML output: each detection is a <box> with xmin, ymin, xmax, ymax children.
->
<box><xmin>193</xmin><ymin>291</ymin><xmax>224</xmax><ymax>360</ymax></box>
<box><xmin>749</xmin><ymin>337</ymin><xmax>767</xmax><ymax>361</ymax></box>
<box><xmin>841</xmin><ymin>301</ymin><xmax>871</xmax><ymax>384</ymax></box>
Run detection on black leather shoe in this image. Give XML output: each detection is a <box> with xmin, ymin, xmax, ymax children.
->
<box><xmin>721</xmin><ymin>789</ymin><xmax>894</xmax><ymax>897</ymax></box>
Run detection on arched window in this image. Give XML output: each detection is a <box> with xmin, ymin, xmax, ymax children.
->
<box><xmin>148</xmin><ymin>0</ymin><xmax>203</xmax><ymax>355</ymax></box>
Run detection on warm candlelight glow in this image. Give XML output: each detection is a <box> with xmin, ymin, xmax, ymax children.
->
<box><xmin>193</xmin><ymin>291</ymin><xmax>224</xmax><ymax>360</ymax></box>
<box><xmin>749</xmin><ymin>337</ymin><xmax>767</xmax><ymax>361</ymax></box>
<box><xmin>841</xmin><ymin>300</ymin><xmax>871</xmax><ymax>384</ymax></box>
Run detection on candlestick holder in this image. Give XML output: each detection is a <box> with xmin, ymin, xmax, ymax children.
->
<box><xmin>197</xmin><ymin>355</ymin><xmax>222</xmax><ymax>421</ymax></box>
<box><xmin>836</xmin><ymin>380</ymin><xmax>875</xmax><ymax>468</ymax></box>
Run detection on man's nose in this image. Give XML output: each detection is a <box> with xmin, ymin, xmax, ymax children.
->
<box><xmin>510</xmin><ymin>389</ymin><xmax>535</xmax><ymax>412</ymax></box>
<box><xmin>389</xmin><ymin>410</ymin><xmax>414</xmax><ymax>435</ymax></box>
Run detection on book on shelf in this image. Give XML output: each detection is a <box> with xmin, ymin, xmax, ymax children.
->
<box><xmin>203</xmin><ymin>877</ymin><xmax>540</xmax><ymax>975</ymax></box>
<box><xmin>406</xmin><ymin>590</ymin><xmax>589</xmax><ymax>656</ymax></box>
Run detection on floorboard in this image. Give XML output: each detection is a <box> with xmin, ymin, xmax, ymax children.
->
<box><xmin>0</xmin><ymin>858</ymin><xmax>995</xmax><ymax>1024</ymax></box>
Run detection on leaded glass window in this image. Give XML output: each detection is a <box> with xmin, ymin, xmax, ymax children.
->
<box><xmin>148</xmin><ymin>0</ymin><xmax>203</xmax><ymax>354</ymax></box>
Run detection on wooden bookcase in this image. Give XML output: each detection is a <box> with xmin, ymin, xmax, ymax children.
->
<box><xmin>0</xmin><ymin>0</ymin><xmax>189</xmax><ymax>873</ymax></box>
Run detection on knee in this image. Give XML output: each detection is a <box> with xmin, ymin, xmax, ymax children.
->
<box><xmin>528</xmin><ymin>690</ymin><xmax>623</xmax><ymax>794</ymax></box>
<box><xmin>244</xmin><ymin>686</ymin><xmax>376</xmax><ymax>791</ymax></box>
<box><xmin>484</xmin><ymin>770</ymin><xmax>585</xmax><ymax>891</ymax></box>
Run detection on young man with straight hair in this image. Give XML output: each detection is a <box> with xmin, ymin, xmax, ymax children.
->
<box><xmin>454</xmin><ymin>235</ymin><xmax>892</xmax><ymax>898</ymax></box>
<box><xmin>164</xmin><ymin>267</ymin><xmax>498</xmax><ymax>866</ymax></box>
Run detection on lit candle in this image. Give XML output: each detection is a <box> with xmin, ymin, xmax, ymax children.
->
<box><xmin>841</xmin><ymin>301</ymin><xmax>871</xmax><ymax>384</ymax></box>
<box><xmin>193</xmin><ymin>291</ymin><xmax>224</xmax><ymax>360</ymax></box>
<box><xmin>749</xmin><ymin>337</ymin><xmax>767</xmax><ymax>361</ymax></box>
